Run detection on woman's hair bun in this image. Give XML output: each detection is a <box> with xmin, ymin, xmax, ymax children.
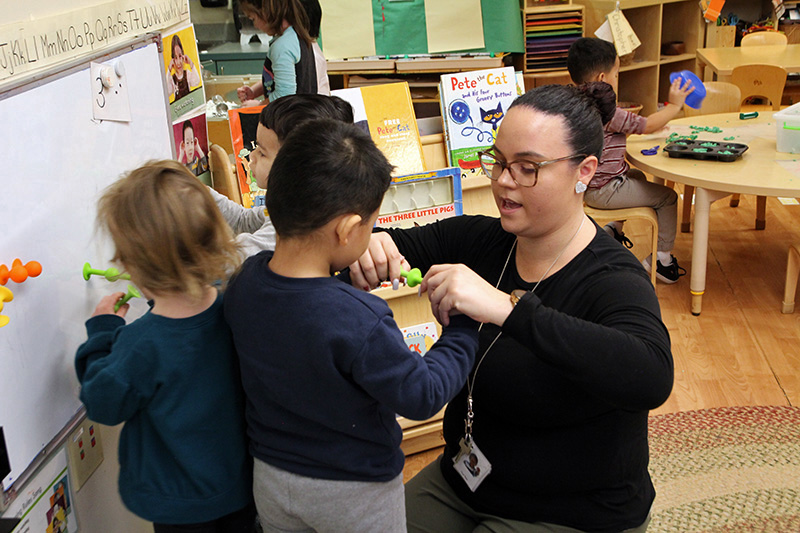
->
<box><xmin>577</xmin><ymin>81</ymin><xmax>617</xmax><ymax>125</ymax></box>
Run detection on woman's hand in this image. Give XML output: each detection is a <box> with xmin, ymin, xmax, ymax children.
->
<box><xmin>92</xmin><ymin>293</ymin><xmax>129</xmax><ymax>318</ymax></box>
<box><xmin>348</xmin><ymin>232</ymin><xmax>410</xmax><ymax>291</ymax></box>
<box><xmin>423</xmin><ymin>264</ymin><xmax>513</xmax><ymax>327</ymax></box>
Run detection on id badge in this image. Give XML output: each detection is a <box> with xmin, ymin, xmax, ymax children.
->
<box><xmin>452</xmin><ymin>437</ymin><xmax>492</xmax><ymax>492</ymax></box>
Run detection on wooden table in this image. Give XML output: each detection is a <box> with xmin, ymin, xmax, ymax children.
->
<box><xmin>627</xmin><ymin>111</ymin><xmax>800</xmax><ymax>315</ymax></box>
<box><xmin>696</xmin><ymin>44</ymin><xmax>800</xmax><ymax>82</ymax></box>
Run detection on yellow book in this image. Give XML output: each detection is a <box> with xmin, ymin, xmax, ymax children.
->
<box><xmin>332</xmin><ymin>82</ymin><xmax>425</xmax><ymax>176</ymax></box>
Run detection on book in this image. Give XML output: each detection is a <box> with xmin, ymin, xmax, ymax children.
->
<box><xmin>332</xmin><ymin>82</ymin><xmax>426</xmax><ymax>176</ymax></box>
<box><xmin>375</xmin><ymin>167</ymin><xmax>462</xmax><ymax>229</ymax></box>
<box><xmin>227</xmin><ymin>104</ymin><xmax>267</xmax><ymax>209</ymax></box>
<box><xmin>400</xmin><ymin>322</ymin><xmax>439</xmax><ymax>356</ymax></box>
<box><xmin>439</xmin><ymin>67</ymin><xmax>522</xmax><ymax>179</ymax></box>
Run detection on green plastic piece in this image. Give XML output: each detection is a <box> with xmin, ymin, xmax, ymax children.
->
<box><xmin>700</xmin><ymin>142</ymin><xmax>717</xmax><ymax>147</ymax></box>
<box><xmin>115</xmin><ymin>285</ymin><xmax>142</xmax><ymax>312</ymax></box>
<box><xmin>83</xmin><ymin>262</ymin><xmax>131</xmax><ymax>282</ymax></box>
<box><xmin>719</xmin><ymin>150</ymin><xmax>734</xmax><ymax>155</ymax></box>
<box><xmin>400</xmin><ymin>268</ymin><xmax>423</xmax><ymax>288</ymax></box>
<box><xmin>692</xmin><ymin>148</ymin><xmax>709</xmax><ymax>153</ymax></box>
<box><xmin>739</xmin><ymin>112</ymin><xmax>758</xmax><ymax>120</ymax></box>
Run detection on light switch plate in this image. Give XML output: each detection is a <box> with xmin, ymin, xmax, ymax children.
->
<box><xmin>66</xmin><ymin>419</ymin><xmax>103</xmax><ymax>492</ymax></box>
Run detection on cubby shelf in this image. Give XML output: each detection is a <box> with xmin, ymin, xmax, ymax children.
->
<box><xmin>573</xmin><ymin>0</ymin><xmax>703</xmax><ymax>115</ymax></box>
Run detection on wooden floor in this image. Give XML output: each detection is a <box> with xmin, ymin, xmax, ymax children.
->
<box><xmin>403</xmin><ymin>187</ymin><xmax>800</xmax><ymax>482</ymax></box>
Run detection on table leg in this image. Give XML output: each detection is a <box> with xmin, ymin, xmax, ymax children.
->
<box><xmin>690</xmin><ymin>188</ymin><xmax>730</xmax><ymax>315</ymax></box>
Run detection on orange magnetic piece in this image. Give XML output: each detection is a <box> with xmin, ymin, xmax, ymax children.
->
<box><xmin>25</xmin><ymin>260</ymin><xmax>42</xmax><ymax>277</ymax></box>
<box><xmin>9</xmin><ymin>259</ymin><xmax>28</xmax><ymax>283</ymax></box>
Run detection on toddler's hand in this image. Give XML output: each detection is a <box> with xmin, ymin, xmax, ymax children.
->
<box><xmin>237</xmin><ymin>85</ymin><xmax>255</xmax><ymax>102</ymax></box>
<box><xmin>92</xmin><ymin>293</ymin><xmax>129</xmax><ymax>318</ymax></box>
<box><xmin>668</xmin><ymin>77</ymin><xmax>695</xmax><ymax>107</ymax></box>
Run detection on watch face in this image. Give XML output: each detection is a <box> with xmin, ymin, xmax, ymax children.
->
<box><xmin>511</xmin><ymin>289</ymin><xmax>527</xmax><ymax>306</ymax></box>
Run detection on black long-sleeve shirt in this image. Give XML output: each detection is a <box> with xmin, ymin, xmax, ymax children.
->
<box><xmin>386</xmin><ymin>215</ymin><xmax>673</xmax><ymax>532</ymax></box>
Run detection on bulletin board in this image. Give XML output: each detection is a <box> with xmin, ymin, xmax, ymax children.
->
<box><xmin>321</xmin><ymin>0</ymin><xmax>523</xmax><ymax>57</ymax></box>
<box><xmin>0</xmin><ymin>35</ymin><xmax>172</xmax><ymax>490</ymax></box>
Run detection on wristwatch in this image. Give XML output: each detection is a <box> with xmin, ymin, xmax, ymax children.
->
<box><xmin>510</xmin><ymin>289</ymin><xmax>527</xmax><ymax>307</ymax></box>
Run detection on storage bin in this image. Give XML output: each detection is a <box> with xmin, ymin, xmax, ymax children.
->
<box><xmin>774</xmin><ymin>102</ymin><xmax>800</xmax><ymax>153</ymax></box>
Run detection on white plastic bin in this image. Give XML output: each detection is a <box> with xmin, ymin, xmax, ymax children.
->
<box><xmin>774</xmin><ymin>102</ymin><xmax>800</xmax><ymax>153</ymax></box>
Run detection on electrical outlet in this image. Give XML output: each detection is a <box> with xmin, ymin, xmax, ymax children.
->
<box><xmin>66</xmin><ymin>419</ymin><xmax>104</xmax><ymax>492</ymax></box>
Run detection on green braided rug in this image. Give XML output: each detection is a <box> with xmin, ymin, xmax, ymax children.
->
<box><xmin>648</xmin><ymin>406</ymin><xmax>800</xmax><ymax>532</ymax></box>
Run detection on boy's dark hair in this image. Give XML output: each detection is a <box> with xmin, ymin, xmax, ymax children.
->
<box><xmin>567</xmin><ymin>37</ymin><xmax>618</xmax><ymax>85</ymax></box>
<box><xmin>509</xmin><ymin>83</ymin><xmax>616</xmax><ymax>160</ymax></box>
<box><xmin>266</xmin><ymin>119</ymin><xmax>393</xmax><ymax>238</ymax></box>
<box><xmin>259</xmin><ymin>94</ymin><xmax>354</xmax><ymax>142</ymax></box>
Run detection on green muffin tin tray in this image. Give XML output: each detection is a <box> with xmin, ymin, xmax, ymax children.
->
<box><xmin>663</xmin><ymin>140</ymin><xmax>748</xmax><ymax>162</ymax></box>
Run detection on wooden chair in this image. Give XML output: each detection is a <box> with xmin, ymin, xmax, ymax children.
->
<box><xmin>584</xmin><ymin>205</ymin><xmax>658</xmax><ymax>287</ymax></box>
<box><xmin>208</xmin><ymin>143</ymin><xmax>242</xmax><ymax>205</ymax></box>
<box><xmin>782</xmin><ymin>243</ymin><xmax>800</xmax><ymax>313</ymax></box>
<box><xmin>729</xmin><ymin>64</ymin><xmax>788</xmax><ymax>230</ymax></box>
<box><xmin>740</xmin><ymin>31</ymin><xmax>788</xmax><ymax>47</ymax></box>
<box><xmin>680</xmin><ymin>82</ymin><xmax>742</xmax><ymax>232</ymax></box>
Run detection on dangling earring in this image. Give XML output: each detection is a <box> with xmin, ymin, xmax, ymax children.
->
<box><xmin>575</xmin><ymin>181</ymin><xmax>587</xmax><ymax>194</ymax></box>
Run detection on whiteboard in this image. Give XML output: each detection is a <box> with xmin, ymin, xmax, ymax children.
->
<box><xmin>0</xmin><ymin>37</ymin><xmax>172</xmax><ymax>487</ymax></box>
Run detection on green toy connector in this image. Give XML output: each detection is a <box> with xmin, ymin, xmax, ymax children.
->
<box><xmin>114</xmin><ymin>285</ymin><xmax>142</xmax><ymax>312</ymax></box>
<box><xmin>400</xmin><ymin>268</ymin><xmax>423</xmax><ymax>288</ymax></box>
<box><xmin>739</xmin><ymin>112</ymin><xmax>758</xmax><ymax>120</ymax></box>
<box><xmin>83</xmin><ymin>262</ymin><xmax>131</xmax><ymax>282</ymax></box>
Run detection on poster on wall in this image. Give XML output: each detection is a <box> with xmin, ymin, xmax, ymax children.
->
<box><xmin>162</xmin><ymin>24</ymin><xmax>205</xmax><ymax>122</ymax></box>
<box><xmin>172</xmin><ymin>108</ymin><xmax>211</xmax><ymax>186</ymax></box>
<box><xmin>2</xmin><ymin>449</ymin><xmax>77</xmax><ymax>533</ymax></box>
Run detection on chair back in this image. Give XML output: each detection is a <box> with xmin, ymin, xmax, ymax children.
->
<box><xmin>209</xmin><ymin>144</ymin><xmax>242</xmax><ymax>205</ymax></box>
<box><xmin>684</xmin><ymin>82</ymin><xmax>742</xmax><ymax>117</ymax></box>
<box><xmin>730</xmin><ymin>64</ymin><xmax>787</xmax><ymax>111</ymax></box>
<box><xmin>740</xmin><ymin>31</ymin><xmax>788</xmax><ymax>47</ymax></box>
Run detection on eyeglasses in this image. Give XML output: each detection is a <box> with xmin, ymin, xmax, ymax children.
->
<box><xmin>477</xmin><ymin>150</ymin><xmax>588</xmax><ymax>188</ymax></box>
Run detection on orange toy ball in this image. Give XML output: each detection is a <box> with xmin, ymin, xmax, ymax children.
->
<box><xmin>25</xmin><ymin>261</ymin><xmax>42</xmax><ymax>277</ymax></box>
<box><xmin>9</xmin><ymin>263</ymin><xmax>28</xmax><ymax>283</ymax></box>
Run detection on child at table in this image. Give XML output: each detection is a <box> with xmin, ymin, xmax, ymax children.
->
<box><xmin>236</xmin><ymin>0</ymin><xmax>317</xmax><ymax>106</ymax></box>
<box><xmin>223</xmin><ymin>119</ymin><xmax>479</xmax><ymax>532</ymax></box>
<box><xmin>567</xmin><ymin>37</ymin><xmax>694</xmax><ymax>283</ymax></box>
<box><xmin>210</xmin><ymin>93</ymin><xmax>353</xmax><ymax>257</ymax></box>
<box><xmin>75</xmin><ymin>161</ymin><xmax>255</xmax><ymax>532</ymax></box>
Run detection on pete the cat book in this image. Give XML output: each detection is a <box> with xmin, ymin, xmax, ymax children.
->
<box><xmin>332</xmin><ymin>82</ymin><xmax>426</xmax><ymax>176</ymax></box>
<box><xmin>439</xmin><ymin>67</ymin><xmax>522</xmax><ymax>179</ymax></box>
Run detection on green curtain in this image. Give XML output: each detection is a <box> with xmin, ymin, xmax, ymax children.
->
<box><xmin>371</xmin><ymin>0</ymin><xmax>523</xmax><ymax>56</ymax></box>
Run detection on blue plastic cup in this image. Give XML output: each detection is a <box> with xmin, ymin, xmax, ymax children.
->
<box><xmin>669</xmin><ymin>70</ymin><xmax>706</xmax><ymax>109</ymax></box>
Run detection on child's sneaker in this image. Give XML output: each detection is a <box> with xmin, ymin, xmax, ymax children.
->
<box><xmin>604</xmin><ymin>224</ymin><xmax>633</xmax><ymax>249</ymax></box>
<box><xmin>642</xmin><ymin>255</ymin><xmax>687</xmax><ymax>284</ymax></box>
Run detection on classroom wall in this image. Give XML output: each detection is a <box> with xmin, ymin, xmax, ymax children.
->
<box><xmin>0</xmin><ymin>0</ymin><xmax>101</xmax><ymax>21</ymax></box>
<box><xmin>72</xmin><ymin>425</ymin><xmax>151</xmax><ymax>533</ymax></box>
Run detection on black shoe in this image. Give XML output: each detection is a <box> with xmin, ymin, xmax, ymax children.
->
<box><xmin>606</xmin><ymin>224</ymin><xmax>634</xmax><ymax>249</ymax></box>
<box><xmin>643</xmin><ymin>255</ymin><xmax>687</xmax><ymax>284</ymax></box>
